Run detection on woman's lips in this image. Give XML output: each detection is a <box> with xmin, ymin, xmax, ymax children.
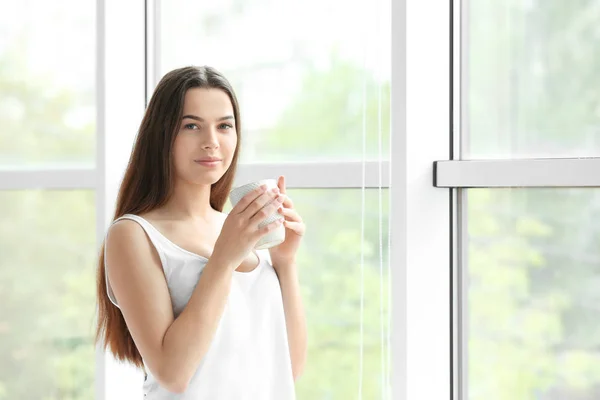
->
<box><xmin>194</xmin><ymin>159</ymin><xmax>221</xmax><ymax>167</ymax></box>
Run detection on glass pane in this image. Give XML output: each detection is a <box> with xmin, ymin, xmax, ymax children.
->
<box><xmin>289</xmin><ymin>189</ymin><xmax>390</xmax><ymax>398</ymax></box>
<box><xmin>467</xmin><ymin>189</ymin><xmax>600</xmax><ymax>399</ymax></box>
<box><xmin>465</xmin><ymin>2</ymin><xmax>600</xmax><ymax>159</ymax></box>
<box><xmin>160</xmin><ymin>0</ymin><xmax>390</xmax><ymax>162</ymax></box>
<box><xmin>0</xmin><ymin>1</ymin><xmax>96</xmax><ymax>167</ymax></box>
<box><xmin>0</xmin><ymin>190</ymin><xmax>96</xmax><ymax>399</ymax></box>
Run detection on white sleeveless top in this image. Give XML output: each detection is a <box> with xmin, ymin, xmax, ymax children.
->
<box><xmin>105</xmin><ymin>214</ymin><xmax>296</xmax><ymax>400</ymax></box>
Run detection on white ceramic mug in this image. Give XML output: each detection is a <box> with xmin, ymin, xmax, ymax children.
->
<box><xmin>229</xmin><ymin>179</ymin><xmax>286</xmax><ymax>250</ymax></box>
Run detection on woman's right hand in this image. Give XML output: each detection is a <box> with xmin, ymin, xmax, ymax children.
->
<box><xmin>212</xmin><ymin>184</ymin><xmax>285</xmax><ymax>270</ymax></box>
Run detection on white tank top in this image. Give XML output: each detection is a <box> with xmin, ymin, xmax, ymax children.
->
<box><xmin>105</xmin><ymin>214</ymin><xmax>296</xmax><ymax>400</ymax></box>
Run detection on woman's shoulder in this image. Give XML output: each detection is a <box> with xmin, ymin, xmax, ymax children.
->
<box><xmin>105</xmin><ymin>215</ymin><xmax>165</xmax><ymax>273</ymax></box>
<box><xmin>106</xmin><ymin>212</ymin><xmax>166</xmax><ymax>255</ymax></box>
<box><xmin>106</xmin><ymin>217</ymin><xmax>151</xmax><ymax>250</ymax></box>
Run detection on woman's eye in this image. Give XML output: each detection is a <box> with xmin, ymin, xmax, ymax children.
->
<box><xmin>184</xmin><ymin>123</ymin><xmax>200</xmax><ymax>130</ymax></box>
<box><xmin>219</xmin><ymin>123</ymin><xmax>233</xmax><ymax>130</ymax></box>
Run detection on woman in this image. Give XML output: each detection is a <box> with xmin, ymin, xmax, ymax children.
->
<box><xmin>95</xmin><ymin>66</ymin><xmax>307</xmax><ymax>399</ymax></box>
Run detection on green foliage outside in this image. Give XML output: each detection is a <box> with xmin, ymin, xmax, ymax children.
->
<box><xmin>466</xmin><ymin>1</ymin><xmax>600</xmax><ymax>398</ymax></box>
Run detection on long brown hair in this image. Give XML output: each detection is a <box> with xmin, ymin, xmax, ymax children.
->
<box><xmin>95</xmin><ymin>66</ymin><xmax>242</xmax><ymax>367</ymax></box>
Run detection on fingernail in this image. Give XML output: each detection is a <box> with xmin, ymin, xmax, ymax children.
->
<box><xmin>277</xmin><ymin>196</ymin><xmax>285</xmax><ymax>203</ymax></box>
<box><xmin>260</xmin><ymin>184</ymin><xmax>267</xmax><ymax>191</ymax></box>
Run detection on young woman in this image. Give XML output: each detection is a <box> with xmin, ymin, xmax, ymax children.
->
<box><xmin>95</xmin><ymin>66</ymin><xmax>307</xmax><ymax>399</ymax></box>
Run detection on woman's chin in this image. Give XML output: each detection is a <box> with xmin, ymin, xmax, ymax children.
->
<box><xmin>195</xmin><ymin>173</ymin><xmax>227</xmax><ymax>186</ymax></box>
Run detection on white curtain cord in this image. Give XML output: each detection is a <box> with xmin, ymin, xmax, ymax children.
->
<box><xmin>383</xmin><ymin>0</ymin><xmax>392</xmax><ymax>396</ymax></box>
<box><xmin>358</xmin><ymin>8</ymin><xmax>369</xmax><ymax>398</ymax></box>
<box><xmin>375</xmin><ymin>0</ymin><xmax>388</xmax><ymax>397</ymax></box>
<box><xmin>360</xmin><ymin>0</ymin><xmax>390</xmax><ymax>397</ymax></box>
<box><xmin>377</xmin><ymin>28</ymin><xmax>386</xmax><ymax>400</ymax></box>
<box><xmin>386</xmin><ymin>146</ymin><xmax>393</xmax><ymax>398</ymax></box>
<box><xmin>358</xmin><ymin>44</ymin><xmax>367</xmax><ymax>400</ymax></box>
<box><xmin>386</xmin><ymin>51</ymin><xmax>393</xmax><ymax>400</ymax></box>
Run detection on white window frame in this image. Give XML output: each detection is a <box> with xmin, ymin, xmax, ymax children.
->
<box><xmin>95</xmin><ymin>0</ymin><xmax>147</xmax><ymax>398</ymax></box>
<box><xmin>398</xmin><ymin>0</ymin><xmax>452</xmax><ymax>398</ymax></box>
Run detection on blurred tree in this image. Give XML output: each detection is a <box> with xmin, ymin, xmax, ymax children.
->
<box><xmin>287</xmin><ymin>189</ymin><xmax>390</xmax><ymax>399</ymax></box>
<box><xmin>0</xmin><ymin>44</ymin><xmax>96</xmax><ymax>398</ymax></box>
<box><xmin>0</xmin><ymin>190</ymin><xmax>96</xmax><ymax>400</ymax></box>
<box><xmin>467</xmin><ymin>0</ymin><xmax>600</xmax><ymax>398</ymax></box>
<box><xmin>260</xmin><ymin>54</ymin><xmax>390</xmax><ymax>162</ymax></box>
<box><xmin>0</xmin><ymin>40</ymin><xmax>94</xmax><ymax>165</ymax></box>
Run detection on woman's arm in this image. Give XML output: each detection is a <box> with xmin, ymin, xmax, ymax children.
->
<box><xmin>105</xmin><ymin>220</ymin><xmax>236</xmax><ymax>393</ymax></box>
<box><xmin>274</xmin><ymin>262</ymin><xmax>308</xmax><ymax>381</ymax></box>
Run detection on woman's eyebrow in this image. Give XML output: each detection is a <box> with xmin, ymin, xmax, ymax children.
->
<box><xmin>182</xmin><ymin>114</ymin><xmax>234</xmax><ymax>122</ymax></box>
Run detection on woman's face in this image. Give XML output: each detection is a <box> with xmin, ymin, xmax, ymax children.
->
<box><xmin>172</xmin><ymin>87</ymin><xmax>238</xmax><ymax>186</ymax></box>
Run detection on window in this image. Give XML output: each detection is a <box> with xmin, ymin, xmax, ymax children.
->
<box><xmin>0</xmin><ymin>0</ymin><xmax>97</xmax><ymax>398</ymax></box>
<box><xmin>0</xmin><ymin>191</ymin><xmax>95</xmax><ymax>398</ymax></box>
<box><xmin>435</xmin><ymin>1</ymin><xmax>600</xmax><ymax>399</ymax></box>
<box><xmin>0</xmin><ymin>0</ymin><xmax>96</xmax><ymax>167</ymax></box>
<box><xmin>466</xmin><ymin>189</ymin><xmax>600</xmax><ymax>399</ymax></box>
<box><xmin>465</xmin><ymin>1</ymin><xmax>600</xmax><ymax>159</ymax></box>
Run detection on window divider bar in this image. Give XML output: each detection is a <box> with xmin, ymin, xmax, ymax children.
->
<box><xmin>0</xmin><ymin>168</ymin><xmax>96</xmax><ymax>190</ymax></box>
<box><xmin>0</xmin><ymin>161</ymin><xmax>390</xmax><ymax>191</ymax></box>
<box><xmin>235</xmin><ymin>161</ymin><xmax>391</xmax><ymax>188</ymax></box>
<box><xmin>145</xmin><ymin>0</ymin><xmax>160</xmax><ymax>104</ymax></box>
<box><xmin>434</xmin><ymin>158</ymin><xmax>600</xmax><ymax>188</ymax></box>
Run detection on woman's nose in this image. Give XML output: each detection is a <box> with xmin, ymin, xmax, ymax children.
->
<box><xmin>202</xmin><ymin>129</ymin><xmax>219</xmax><ymax>149</ymax></box>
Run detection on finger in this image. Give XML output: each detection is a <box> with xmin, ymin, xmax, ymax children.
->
<box><xmin>232</xmin><ymin>184</ymin><xmax>268</xmax><ymax>214</ymax></box>
<box><xmin>278</xmin><ymin>175</ymin><xmax>287</xmax><ymax>195</ymax></box>
<box><xmin>277</xmin><ymin>193</ymin><xmax>293</xmax><ymax>208</ymax></box>
<box><xmin>283</xmin><ymin>220</ymin><xmax>305</xmax><ymax>235</ymax></box>
<box><xmin>240</xmin><ymin>187</ymin><xmax>279</xmax><ymax>218</ymax></box>
<box><xmin>277</xmin><ymin>206</ymin><xmax>302</xmax><ymax>222</ymax></box>
<box><xmin>257</xmin><ymin>215</ymin><xmax>284</xmax><ymax>236</ymax></box>
<box><xmin>282</xmin><ymin>196</ymin><xmax>293</xmax><ymax>208</ymax></box>
<box><xmin>248</xmin><ymin>193</ymin><xmax>285</xmax><ymax>223</ymax></box>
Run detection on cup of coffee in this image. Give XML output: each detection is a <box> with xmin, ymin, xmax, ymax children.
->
<box><xmin>229</xmin><ymin>178</ymin><xmax>286</xmax><ymax>250</ymax></box>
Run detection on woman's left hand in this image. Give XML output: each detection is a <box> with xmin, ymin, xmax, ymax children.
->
<box><xmin>269</xmin><ymin>175</ymin><xmax>305</xmax><ymax>269</ymax></box>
